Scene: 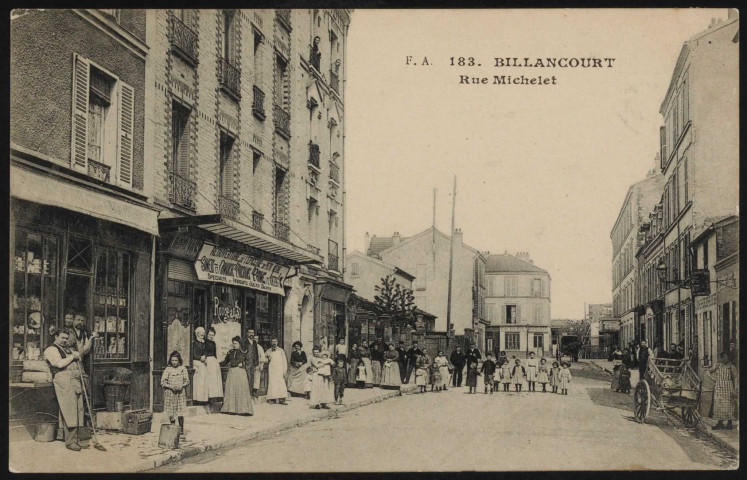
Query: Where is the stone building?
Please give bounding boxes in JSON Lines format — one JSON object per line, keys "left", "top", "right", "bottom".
{"left": 611, "top": 170, "right": 663, "bottom": 347}
{"left": 145, "top": 8, "right": 352, "bottom": 408}
{"left": 484, "top": 252, "right": 552, "bottom": 358}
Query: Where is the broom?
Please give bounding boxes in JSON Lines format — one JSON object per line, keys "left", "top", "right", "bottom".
{"left": 77, "top": 359, "right": 107, "bottom": 451}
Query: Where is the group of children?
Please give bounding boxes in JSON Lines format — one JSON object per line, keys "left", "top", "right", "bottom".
{"left": 465, "top": 352, "right": 573, "bottom": 395}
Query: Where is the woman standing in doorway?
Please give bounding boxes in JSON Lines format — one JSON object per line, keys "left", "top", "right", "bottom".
{"left": 708, "top": 352, "right": 738, "bottom": 430}
{"left": 192, "top": 327, "right": 211, "bottom": 411}
{"left": 346, "top": 342, "right": 361, "bottom": 387}
{"left": 286, "top": 341, "right": 308, "bottom": 398}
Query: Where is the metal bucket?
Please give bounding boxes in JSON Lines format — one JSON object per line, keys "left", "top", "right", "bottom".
{"left": 34, "top": 423, "right": 57, "bottom": 442}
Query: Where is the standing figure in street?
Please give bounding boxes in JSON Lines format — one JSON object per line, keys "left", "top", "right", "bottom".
{"left": 466, "top": 343, "right": 482, "bottom": 371}
{"left": 191, "top": 327, "right": 212, "bottom": 411}
{"left": 637, "top": 341, "right": 653, "bottom": 380}
{"left": 332, "top": 358, "right": 347, "bottom": 405}
{"left": 406, "top": 342, "right": 424, "bottom": 384}
{"left": 415, "top": 364, "right": 428, "bottom": 393}
{"left": 550, "top": 361, "right": 560, "bottom": 393}
{"left": 466, "top": 362, "right": 479, "bottom": 394}
{"left": 359, "top": 344, "right": 374, "bottom": 388}
{"left": 205, "top": 328, "right": 224, "bottom": 406}
{"left": 498, "top": 350, "right": 508, "bottom": 367}
{"left": 370, "top": 344, "right": 384, "bottom": 387}
{"left": 434, "top": 350, "right": 450, "bottom": 391}
{"left": 500, "top": 357, "right": 513, "bottom": 391}
{"left": 396, "top": 341, "right": 408, "bottom": 383}
{"left": 708, "top": 352, "right": 737, "bottom": 430}
{"left": 355, "top": 359, "right": 367, "bottom": 389}
{"left": 309, "top": 347, "right": 335, "bottom": 409}
{"left": 512, "top": 358, "right": 526, "bottom": 392}
{"left": 558, "top": 362, "right": 572, "bottom": 395}
{"left": 430, "top": 361, "right": 443, "bottom": 392}
{"left": 525, "top": 352, "right": 539, "bottom": 392}
{"left": 220, "top": 337, "right": 253, "bottom": 415}
{"left": 287, "top": 341, "right": 308, "bottom": 398}
{"left": 381, "top": 344, "right": 402, "bottom": 389}
{"left": 536, "top": 358, "right": 550, "bottom": 392}
{"left": 689, "top": 336, "right": 699, "bottom": 372}
{"left": 161, "top": 351, "right": 189, "bottom": 438}
{"left": 616, "top": 363, "right": 632, "bottom": 394}
{"left": 346, "top": 343, "right": 361, "bottom": 387}
{"left": 304, "top": 366, "right": 314, "bottom": 398}
{"left": 265, "top": 338, "right": 289, "bottom": 405}
{"left": 450, "top": 346, "right": 466, "bottom": 387}
{"left": 44, "top": 328, "right": 90, "bottom": 451}
{"left": 334, "top": 338, "right": 348, "bottom": 364}
{"left": 242, "top": 329, "right": 265, "bottom": 400}
{"left": 480, "top": 353, "right": 497, "bottom": 394}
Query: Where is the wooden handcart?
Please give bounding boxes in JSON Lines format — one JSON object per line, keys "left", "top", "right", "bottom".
{"left": 633, "top": 357, "right": 702, "bottom": 428}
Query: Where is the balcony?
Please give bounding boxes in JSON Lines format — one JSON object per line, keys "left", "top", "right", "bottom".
{"left": 307, "top": 244, "right": 320, "bottom": 256}
{"left": 252, "top": 85, "right": 266, "bottom": 120}
{"left": 218, "top": 194, "right": 239, "bottom": 221}
{"left": 273, "top": 104, "right": 291, "bottom": 139}
{"left": 308, "top": 142, "right": 320, "bottom": 169}
{"left": 329, "top": 162, "right": 340, "bottom": 184}
{"left": 251, "top": 211, "right": 264, "bottom": 231}
{"left": 276, "top": 9, "right": 291, "bottom": 31}
{"left": 218, "top": 57, "right": 241, "bottom": 100}
{"left": 309, "top": 48, "right": 321, "bottom": 72}
{"left": 88, "top": 159, "right": 111, "bottom": 183}
{"left": 172, "top": 16, "right": 198, "bottom": 65}
{"left": 168, "top": 170, "right": 196, "bottom": 211}
{"left": 328, "top": 239, "right": 339, "bottom": 271}
{"left": 329, "top": 70, "right": 339, "bottom": 94}
{"left": 275, "top": 221, "right": 290, "bottom": 242}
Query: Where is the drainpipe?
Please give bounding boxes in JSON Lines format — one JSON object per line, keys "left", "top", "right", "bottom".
{"left": 149, "top": 235, "right": 156, "bottom": 411}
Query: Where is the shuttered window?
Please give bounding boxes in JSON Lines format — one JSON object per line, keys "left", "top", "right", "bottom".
{"left": 70, "top": 53, "right": 134, "bottom": 187}
{"left": 220, "top": 130, "right": 235, "bottom": 198}
{"left": 171, "top": 101, "right": 191, "bottom": 178}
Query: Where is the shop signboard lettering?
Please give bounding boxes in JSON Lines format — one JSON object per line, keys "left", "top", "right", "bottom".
{"left": 195, "top": 243, "right": 290, "bottom": 296}
{"left": 168, "top": 233, "right": 202, "bottom": 258}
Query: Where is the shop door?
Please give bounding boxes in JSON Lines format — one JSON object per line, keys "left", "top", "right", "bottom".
{"left": 194, "top": 287, "right": 208, "bottom": 330}
{"left": 721, "top": 302, "right": 731, "bottom": 355}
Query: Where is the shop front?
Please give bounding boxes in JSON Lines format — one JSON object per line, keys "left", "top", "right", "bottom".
{"left": 314, "top": 278, "right": 353, "bottom": 353}
{"left": 10, "top": 192, "right": 158, "bottom": 440}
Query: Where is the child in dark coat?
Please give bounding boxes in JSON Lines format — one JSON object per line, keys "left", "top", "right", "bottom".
{"left": 332, "top": 359, "right": 347, "bottom": 405}
{"left": 617, "top": 363, "right": 632, "bottom": 394}
{"left": 466, "top": 362, "right": 479, "bottom": 394}
{"left": 480, "top": 353, "right": 497, "bottom": 394}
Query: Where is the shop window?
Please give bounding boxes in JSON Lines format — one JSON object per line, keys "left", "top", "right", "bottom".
{"left": 92, "top": 248, "right": 132, "bottom": 361}
{"left": 505, "top": 333, "right": 520, "bottom": 350}
{"left": 12, "top": 230, "right": 59, "bottom": 363}
{"left": 533, "top": 334, "right": 544, "bottom": 349}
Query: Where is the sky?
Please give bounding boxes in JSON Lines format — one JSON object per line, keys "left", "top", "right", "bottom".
{"left": 343, "top": 9, "right": 729, "bottom": 319}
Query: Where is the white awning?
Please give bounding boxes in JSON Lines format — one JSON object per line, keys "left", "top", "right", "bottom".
{"left": 11, "top": 164, "right": 160, "bottom": 236}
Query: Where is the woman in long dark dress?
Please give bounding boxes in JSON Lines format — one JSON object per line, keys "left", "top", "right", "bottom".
{"left": 192, "top": 327, "right": 210, "bottom": 407}
{"left": 370, "top": 344, "right": 384, "bottom": 386}
{"left": 359, "top": 345, "right": 374, "bottom": 388}
{"left": 346, "top": 343, "right": 361, "bottom": 387}
{"left": 286, "top": 341, "right": 308, "bottom": 397}
{"left": 205, "top": 328, "right": 224, "bottom": 402}
{"left": 220, "top": 336, "right": 253, "bottom": 415}
{"left": 380, "top": 344, "right": 401, "bottom": 389}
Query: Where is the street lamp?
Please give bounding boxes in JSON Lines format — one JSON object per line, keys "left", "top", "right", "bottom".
{"left": 656, "top": 260, "right": 691, "bottom": 289}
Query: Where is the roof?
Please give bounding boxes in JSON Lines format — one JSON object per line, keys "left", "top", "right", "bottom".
{"left": 414, "top": 307, "right": 437, "bottom": 320}
{"left": 347, "top": 250, "right": 416, "bottom": 280}
{"left": 367, "top": 235, "right": 407, "bottom": 257}
{"left": 485, "top": 253, "right": 548, "bottom": 274}
{"left": 370, "top": 226, "right": 485, "bottom": 259}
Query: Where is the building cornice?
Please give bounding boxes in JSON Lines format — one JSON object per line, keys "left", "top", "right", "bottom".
{"left": 73, "top": 9, "right": 149, "bottom": 60}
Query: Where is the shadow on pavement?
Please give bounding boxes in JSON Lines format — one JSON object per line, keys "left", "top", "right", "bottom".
{"left": 586, "top": 387, "right": 633, "bottom": 412}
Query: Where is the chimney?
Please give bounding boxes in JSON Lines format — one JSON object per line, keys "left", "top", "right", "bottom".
{"left": 516, "top": 251, "right": 531, "bottom": 263}
{"left": 392, "top": 232, "right": 401, "bottom": 245}
{"left": 453, "top": 228, "right": 463, "bottom": 246}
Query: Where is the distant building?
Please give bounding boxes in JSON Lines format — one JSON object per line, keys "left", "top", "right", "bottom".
{"left": 345, "top": 250, "right": 415, "bottom": 301}
{"left": 484, "top": 252, "right": 552, "bottom": 358}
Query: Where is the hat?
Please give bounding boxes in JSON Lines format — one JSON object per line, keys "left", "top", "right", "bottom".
{"left": 194, "top": 326, "right": 205, "bottom": 336}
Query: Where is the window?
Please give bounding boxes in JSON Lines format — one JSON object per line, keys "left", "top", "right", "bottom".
{"left": 487, "top": 304, "right": 497, "bottom": 323}
{"left": 274, "top": 168, "right": 289, "bottom": 241}
{"left": 172, "top": 101, "right": 191, "bottom": 177}
{"left": 505, "top": 333, "right": 520, "bottom": 350}
{"left": 221, "top": 10, "right": 236, "bottom": 64}
{"left": 328, "top": 239, "right": 339, "bottom": 271}
{"left": 682, "top": 74, "right": 689, "bottom": 127}
{"left": 703, "top": 311, "right": 712, "bottom": 366}
{"left": 71, "top": 55, "right": 134, "bottom": 187}
{"left": 532, "top": 304, "right": 542, "bottom": 323}
{"left": 92, "top": 249, "right": 132, "bottom": 360}
{"left": 504, "top": 304, "right": 517, "bottom": 324}
{"left": 274, "top": 55, "right": 290, "bottom": 110}
{"left": 683, "top": 157, "right": 689, "bottom": 204}
{"left": 504, "top": 277, "right": 518, "bottom": 297}
{"left": 532, "top": 278, "right": 542, "bottom": 297}
{"left": 350, "top": 262, "right": 359, "bottom": 277}
{"left": 415, "top": 264, "right": 426, "bottom": 291}
{"left": 219, "top": 130, "right": 235, "bottom": 198}
{"left": 533, "top": 334, "right": 544, "bottom": 349}
{"left": 703, "top": 240, "right": 709, "bottom": 269}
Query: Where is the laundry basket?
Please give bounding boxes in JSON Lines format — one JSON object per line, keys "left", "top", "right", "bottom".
{"left": 103, "top": 368, "right": 133, "bottom": 412}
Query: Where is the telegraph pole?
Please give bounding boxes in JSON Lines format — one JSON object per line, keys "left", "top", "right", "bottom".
{"left": 446, "top": 176, "right": 456, "bottom": 341}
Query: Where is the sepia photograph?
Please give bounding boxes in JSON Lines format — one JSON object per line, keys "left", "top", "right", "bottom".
{"left": 8, "top": 7, "right": 740, "bottom": 472}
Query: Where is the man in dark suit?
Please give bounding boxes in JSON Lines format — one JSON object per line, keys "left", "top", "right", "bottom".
{"left": 466, "top": 342, "right": 482, "bottom": 368}
{"left": 449, "top": 346, "right": 466, "bottom": 387}
{"left": 405, "top": 341, "right": 423, "bottom": 384}
{"left": 395, "top": 341, "right": 408, "bottom": 383}
{"left": 242, "top": 329, "right": 264, "bottom": 399}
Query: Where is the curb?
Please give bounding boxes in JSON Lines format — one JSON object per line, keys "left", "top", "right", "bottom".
{"left": 136, "top": 385, "right": 417, "bottom": 472}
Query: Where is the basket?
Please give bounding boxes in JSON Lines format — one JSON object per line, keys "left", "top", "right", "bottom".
{"left": 103, "top": 382, "right": 129, "bottom": 412}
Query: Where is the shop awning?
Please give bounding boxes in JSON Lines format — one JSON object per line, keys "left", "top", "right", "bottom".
{"left": 160, "top": 214, "right": 324, "bottom": 265}
{"left": 11, "top": 163, "right": 160, "bottom": 236}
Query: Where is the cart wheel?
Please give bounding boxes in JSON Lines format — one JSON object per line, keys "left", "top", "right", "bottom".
{"left": 634, "top": 380, "right": 651, "bottom": 424}
{"left": 682, "top": 407, "right": 700, "bottom": 428}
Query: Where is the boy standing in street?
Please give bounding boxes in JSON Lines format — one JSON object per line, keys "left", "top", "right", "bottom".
{"left": 332, "top": 358, "right": 347, "bottom": 405}
{"left": 480, "top": 353, "right": 497, "bottom": 394}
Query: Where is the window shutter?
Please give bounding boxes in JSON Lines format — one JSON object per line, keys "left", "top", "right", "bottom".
{"left": 501, "top": 305, "right": 506, "bottom": 323}
{"left": 516, "top": 304, "right": 521, "bottom": 323}
{"left": 222, "top": 146, "right": 234, "bottom": 197}
{"left": 118, "top": 81, "right": 135, "bottom": 187}
{"left": 71, "top": 54, "right": 90, "bottom": 171}
{"left": 177, "top": 111, "right": 191, "bottom": 178}
{"left": 659, "top": 126, "right": 666, "bottom": 166}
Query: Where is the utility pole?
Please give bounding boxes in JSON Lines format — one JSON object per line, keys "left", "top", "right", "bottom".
{"left": 446, "top": 176, "right": 456, "bottom": 341}
{"left": 432, "top": 188, "right": 437, "bottom": 267}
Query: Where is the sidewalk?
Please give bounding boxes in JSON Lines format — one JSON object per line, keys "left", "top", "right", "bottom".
{"left": 9, "top": 384, "right": 417, "bottom": 473}
{"left": 583, "top": 358, "right": 739, "bottom": 455}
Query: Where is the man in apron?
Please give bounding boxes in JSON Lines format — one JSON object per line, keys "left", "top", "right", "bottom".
{"left": 44, "top": 328, "right": 89, "bottom": 451}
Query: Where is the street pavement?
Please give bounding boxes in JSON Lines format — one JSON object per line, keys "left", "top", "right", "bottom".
{"left": 153, "top": 362, "right": 738, "bottom": 472}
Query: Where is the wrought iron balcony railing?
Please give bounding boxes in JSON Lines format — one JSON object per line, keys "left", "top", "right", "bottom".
{"left": 329, "top": 162, "right": 340, "bottom": 184}
{"left": 307, "top": 244, "right": 320, "bottom": 256}
{"left": 328, "top": 239, "right": 339, "bottom": 271}
{"left": 252, "top": 85, "right": 266, "bottom": 120}
{"left": 276, "top": 9, "right": 291, "bottom": 31}
{"left": 218, "top": 57, "right": 241, "bottom": 99}
{"left": 218, "top": 194, "right": 239, "bottom": 221}
{"left": 275, "top": 221, "right": 290, "bottom": 242}
{"left": 172, "top": 16, "right": 198, "bottom": 64}
{"left": 309, "top": 49, "right": 321, "bottom": 71}
{"left": 274, "top": 104, "right": 291, "bottom": 139}
{"left": 308, "top": 142, "right": 320, "bottom": 169}
{"left": 168, "top": 170, "right": 197, "bottom": 211}
{"left": 251, "top": 211, "right": 264, "bottom": 231}
{"left": 329, "top": 70, "right": 339, "bottom": 94}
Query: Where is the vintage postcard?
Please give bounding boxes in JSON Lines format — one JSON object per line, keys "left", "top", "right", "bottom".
{"left": 8, "top": 8, "right": 739, "bottom": 472}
